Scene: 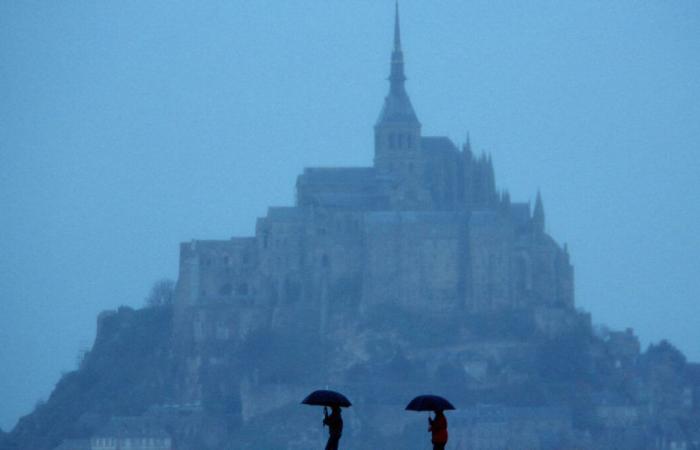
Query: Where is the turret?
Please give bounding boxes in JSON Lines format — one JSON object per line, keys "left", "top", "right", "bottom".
{"left": 462, "top": 133, "right": 473, "bottom": 157}
{"left": 485, "top": 154, "right": 496, "bottom": 202}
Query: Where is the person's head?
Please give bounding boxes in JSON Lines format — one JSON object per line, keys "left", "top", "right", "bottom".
{"left": 332, "top": 406, "right": 341, "bottom": 414}
{"left": 435, "top": 409, "right": 444, "bottom": 417}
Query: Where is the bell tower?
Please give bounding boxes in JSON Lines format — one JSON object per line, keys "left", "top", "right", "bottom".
{"left": 374, "top": 2, "right": 425, "bottom": 208}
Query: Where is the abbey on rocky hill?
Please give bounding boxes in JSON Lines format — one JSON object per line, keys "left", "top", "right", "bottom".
{"left": 7, "top": 6, "right": 698, "bottom": 450}
{"left": 173, "top": 4, "right": 576, "bottom": 350}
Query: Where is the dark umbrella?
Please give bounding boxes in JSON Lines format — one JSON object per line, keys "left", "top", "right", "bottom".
{"left": 302, "top": 390, "right": 352, "bottom": 408}
{"left": 405, "top": 395, "right": 455, "bottom": 412}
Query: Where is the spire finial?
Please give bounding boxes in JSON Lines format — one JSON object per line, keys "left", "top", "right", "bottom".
{"left": 463, "top": 132, "right": 472, "bottom": 154}
{"left": 375, "top": 2, "right": 419, "bottom": 128}
{"left": 394, "top": 1, "right": 402, "bottom": 51}
{"left": 387, "top": 1, "right": 406, "bottom": 94}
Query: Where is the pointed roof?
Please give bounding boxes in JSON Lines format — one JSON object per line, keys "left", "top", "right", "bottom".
{"left": 376, "top": 2, "right": 420, "bottom": 127}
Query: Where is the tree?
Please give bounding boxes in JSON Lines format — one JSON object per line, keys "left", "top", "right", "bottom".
{"left": 144, "top": 279, "right": 175, "bottom": 308}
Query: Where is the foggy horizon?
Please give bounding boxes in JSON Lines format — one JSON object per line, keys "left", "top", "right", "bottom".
{"left": 2, "top": 0, "right": 699, "bottom": 433}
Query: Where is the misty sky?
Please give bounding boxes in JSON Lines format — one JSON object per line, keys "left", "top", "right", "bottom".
{"left": 1, "top": 0, "right": 699, "bottom": 431}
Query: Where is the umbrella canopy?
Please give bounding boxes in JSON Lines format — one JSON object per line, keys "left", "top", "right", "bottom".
{"left": 405, "top": 395, "right": 455, "bottom": 412}
{"left": 301, "top": 390, "right": 352, "bottom": 408}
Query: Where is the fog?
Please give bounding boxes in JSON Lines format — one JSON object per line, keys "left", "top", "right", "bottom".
{"left": 1, "top": 0, "right": 699, "bottom": 431}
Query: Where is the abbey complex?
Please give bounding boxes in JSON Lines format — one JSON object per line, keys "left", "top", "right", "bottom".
{"left": 3, "top": 6, "right": 699, "bottom": 450}
{"left": 174, "top": 5, "right": 575, "bottom": 368}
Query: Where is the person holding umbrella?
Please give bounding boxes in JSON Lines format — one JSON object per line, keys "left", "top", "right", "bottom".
{"left": 405, "top": 394, "right": 455, "bottom": 450}
{"left": 428, "top": 409, "right": 448, "bottom": 450}
{"left": 301, "top": 389, "right": 351, "bottom": 450}
{"left": 322, "top": 405, "right": 343, "bottom": 450}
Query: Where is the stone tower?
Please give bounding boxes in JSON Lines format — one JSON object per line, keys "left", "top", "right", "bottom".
{"left": 373, "top": 3, "right": 428, "bottom": 209}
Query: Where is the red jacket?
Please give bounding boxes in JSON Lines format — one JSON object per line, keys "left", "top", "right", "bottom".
{"left": 429, "top": 413, "right": 448, "bottom": 444}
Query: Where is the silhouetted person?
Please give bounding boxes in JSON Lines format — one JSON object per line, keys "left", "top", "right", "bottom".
{"left": 323, "top": 405, "right": 343, "bottom": 450}
{"left": 428, "top": 410, "right": 448, "bottom": 450}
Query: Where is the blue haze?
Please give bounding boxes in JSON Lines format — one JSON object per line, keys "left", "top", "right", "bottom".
{"left": 1, "top": 0, "right": 699, "bottom": 431}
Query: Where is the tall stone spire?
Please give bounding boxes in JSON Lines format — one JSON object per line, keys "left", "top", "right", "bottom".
{"left": 375, "top": 1, "right": 419, "bottom": 127}
{"left": 373, "top": 2, "right": 425, "bottom": 208}
{"left": 389, "top": 1, "right": 406, "bottom": 94}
